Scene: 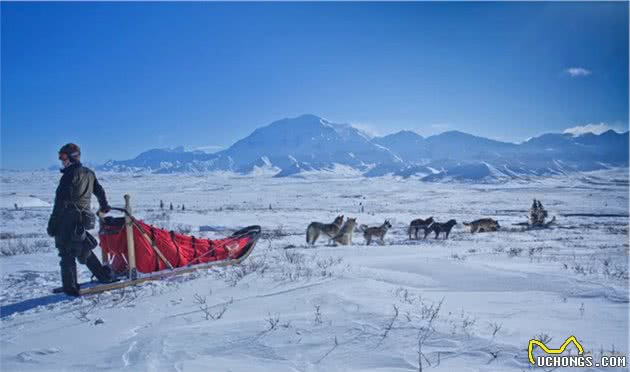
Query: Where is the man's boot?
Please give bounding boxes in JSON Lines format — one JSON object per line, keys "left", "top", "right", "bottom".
{"left": 85, "top": 252, "right": 116, "bottom": 283}
{"left": 60, "top": 255, "right": 80, "bottom": 297}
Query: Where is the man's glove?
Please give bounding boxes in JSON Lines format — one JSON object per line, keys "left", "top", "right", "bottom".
{"left": 99, "top": 205, "right": 111, "bottom": 214}
{"left": 47, "top": 219, "right": 56, "bottom": 237}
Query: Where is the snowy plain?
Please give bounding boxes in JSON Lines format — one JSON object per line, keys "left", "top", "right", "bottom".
{"left": 0, "top": 168, "right": 628, "bottom": 372}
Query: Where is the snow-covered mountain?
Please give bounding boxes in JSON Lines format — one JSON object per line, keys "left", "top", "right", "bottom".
{"left": 101, "top": 115, "right": 403, "bottom": 176}
{"left": 99, "top": 114, "right": 629, "bottom": 181}
{"left": 206, "top": 114, "right": 403, "bottom": 176}
{"left": 100, "top": 146, "right": 217, "bottom": 173}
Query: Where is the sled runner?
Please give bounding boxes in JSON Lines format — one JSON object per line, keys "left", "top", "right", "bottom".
{"left": 512, "top": 215, "right": 556, "bottom": 229}
{"left": 52, "top": 195, "right": 261, "bottom": 295}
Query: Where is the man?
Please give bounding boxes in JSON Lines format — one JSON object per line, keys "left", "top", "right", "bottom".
{"left": 47, "top": 143, "right": 115, "bottom": 296}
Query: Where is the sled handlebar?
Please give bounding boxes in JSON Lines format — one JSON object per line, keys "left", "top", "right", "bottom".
{"left": 110, "top": 207, "right": 130, "bottom": 214}
{"left": 97, "top": 207, "right": 131, "bottom": 219}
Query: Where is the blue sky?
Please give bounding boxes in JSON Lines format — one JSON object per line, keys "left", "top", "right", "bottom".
{"left": 1, "top": 2, "right": 628, "bottom": 169}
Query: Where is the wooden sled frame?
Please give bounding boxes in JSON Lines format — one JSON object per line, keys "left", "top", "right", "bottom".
{"left": 53, "top": 194, "right": 261, "bottom": 296}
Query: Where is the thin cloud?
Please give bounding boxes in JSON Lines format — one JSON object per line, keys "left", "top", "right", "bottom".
{"left": 563, "top": 122, "right": 619, "bottom": 136}
{"left": 350, "top": 122, "right": 381, "bottom": 138}
{"left": 564, "top": 67, "right": 591, "bottom": 78}
{"left": 193, "top": 145, "right": 224, "bottom": 153}
{"left": 430, "top": 123, "right": 450, "bottom": 130}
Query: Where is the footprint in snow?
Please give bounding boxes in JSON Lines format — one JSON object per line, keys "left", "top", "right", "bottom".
{"left": 16, "top": 348, "right": 60, "bottom": 363}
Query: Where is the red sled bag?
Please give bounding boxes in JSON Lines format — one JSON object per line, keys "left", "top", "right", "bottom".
{"left": 98, "top": 216, "right": 259, "bottom": 274}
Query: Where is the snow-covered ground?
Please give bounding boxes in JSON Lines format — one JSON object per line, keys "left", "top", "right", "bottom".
{"left": 1, "top": 169, "right": 628, "bottom": 371}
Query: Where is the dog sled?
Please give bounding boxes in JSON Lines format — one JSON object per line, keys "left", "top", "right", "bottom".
{"left": 52, "top": 195, "right": 261, "bottom": 296}
{"left": 511, "top": 199, "right": 557, "bottom": 230}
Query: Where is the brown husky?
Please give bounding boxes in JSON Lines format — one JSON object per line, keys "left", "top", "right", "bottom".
{"left": 332, "top": 217, "right": 357, "bottom": 246}
{"left": 306, "top": 215, "right": 344, "bottom": 245}
{"left": 360, "top": 220, "right": 392, "bottom": 245}
{"left": 463, "top": 218, "right": 500, "bottom": 233}
{"left": 408, "top": 217, "right": 434, "bottom": 240}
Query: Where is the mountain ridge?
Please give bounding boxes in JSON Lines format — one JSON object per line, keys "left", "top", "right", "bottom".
{"left": 99, "top": 114, "right": 629, "bottom": 182}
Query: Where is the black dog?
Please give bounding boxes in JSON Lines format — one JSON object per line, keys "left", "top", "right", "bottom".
{"left": 424, "top": 219, "right": 457, "bottom": 239}
{"left": 408, "top": 217, "right": 434, "bottom": 240}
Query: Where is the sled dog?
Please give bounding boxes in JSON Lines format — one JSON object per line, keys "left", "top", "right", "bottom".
{"left": 463, "top": 218, "right": 500, "bottom": 233}
{"left": 332, "top": 218, "right": 357, "bottom": 246}
{"left": 306, "top": 215, "right": 344, "bottom": 245}
{"left": 360, "top": 220, "right": 392, "bottom": 245}
{"left": 424, "top": 219, "right": 457, "bottom": 239}
{"left": 408, "top": 217, "right": 434, "bottom": 240}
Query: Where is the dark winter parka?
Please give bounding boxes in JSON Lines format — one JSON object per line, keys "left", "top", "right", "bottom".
{"left": 47, "top": 163, "right": 109, "bottom": 247}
